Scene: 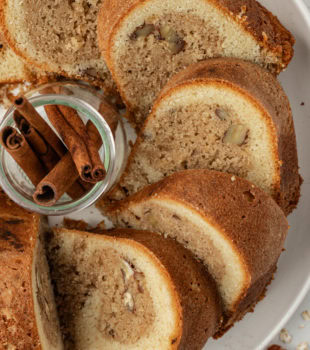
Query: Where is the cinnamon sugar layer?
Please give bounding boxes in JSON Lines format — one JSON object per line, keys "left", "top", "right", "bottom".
{"left": 47, "top": 232, "right": 155, "bottom": 349}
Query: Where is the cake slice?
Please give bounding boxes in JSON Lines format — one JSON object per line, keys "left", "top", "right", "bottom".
{"left": 0, "top": 0, "right": 114, "bottom": 90}
{"left": 103, "top": 58, "right": 300, "bottom": 215}
{"left": 46, "top": 227, "right": 223, "bottom": 349}
{"left": 0, "top": 32, "right": 35, "bottom": 83}
{"left": 0, "top": 33, "right": 53, "bottom": 85}
{"left": 0, "top": 190, "right": 63, "bottom": 349}
{"left": 107, "top": 169, "right": 288, "bottom": 327}
{"left": 98, "top": 0, "right": 295, "bottom": 126}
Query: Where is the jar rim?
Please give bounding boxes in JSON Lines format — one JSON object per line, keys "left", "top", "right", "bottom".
{"left": 0, "top": 91, "right": 116, "bottom": 215}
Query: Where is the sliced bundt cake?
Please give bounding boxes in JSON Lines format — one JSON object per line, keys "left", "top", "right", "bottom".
{"left": 103, "top": 58, "right": 300, "bottom": 215}
{"left": 107, "top": 170, "right": 288, "bottom": 327}
{"left": 98, "top": 0, "right": 295, "bottom": 126}
{"left": 46, "top": 227, "right": 222, "bottom": 349}
{"left": 0, "top": 190, "right": 63, "bottom": 349}
{"left": 0, "top": 0, "right": 114, "bottom": 90}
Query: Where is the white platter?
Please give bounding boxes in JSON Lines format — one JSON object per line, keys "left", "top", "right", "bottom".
{"left": 0, "top": 0, "right": 308, "bottom": 349}
{"left": 208, "top": 1, "right": 310, "bottom": 348}
{"left": 49, "top": 1, "right": 310, "bottom": 349}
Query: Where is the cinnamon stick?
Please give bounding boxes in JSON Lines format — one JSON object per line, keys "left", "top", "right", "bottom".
{"left": 78, "top": 121, "right": 104, "bottom": 191}
{"left": 33, "top": 152, "right": 85, "bottom": 206}
{"left": 83, "top": 121, "right": 104, "bottom": 191}
{"left": 98, "top": 99, "right": 120, "bottom": 136}
{"left": 14, "top": 111, "right": 59, "bottom": 171}
{"left": 14, "top": 96, "right": 66, "bottom": 158}
{"left": 33, "top": 121, "right": 103, "bottom": 206}
{"left": 86, "top": 121, "right": 102, "bottom": 149}
{"left": 45, "top": 105, "right": 93, "bottom": 182}
{"left": 0, "top": 126, "right": 45, "bottom": 186}
{"left": 58, "top": 105, "right": 106, "bottom": 181}
{"left": 13, "top": 111, "right": 86, "bottom": 200}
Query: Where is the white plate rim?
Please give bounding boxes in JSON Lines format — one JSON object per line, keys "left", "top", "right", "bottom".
{"left": 257, "top": 1, "right": 310, "bottom": 347}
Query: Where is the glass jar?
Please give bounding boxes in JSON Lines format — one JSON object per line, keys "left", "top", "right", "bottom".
{"left": 0, "top": 81, "right": 128, "bottom": 215}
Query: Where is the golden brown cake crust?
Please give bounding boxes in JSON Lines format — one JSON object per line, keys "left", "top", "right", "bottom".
{"left": 0, "top": 0, "right": 116, "bottom": 91}
{"left": 98, "top": 0, "right": 295, "bottom": 115}
{"left": 108, "top": 169, "right": 288, "bottom": 321}
{"left": 0, "top": 32, "right": 38, "bottom": 84}
{"left": 110, "top": 58, "right": 301, "bottom": 216}
{"left": 214, "top": 0, "right": 294, "bottom": 69}
{"left": 106, "top": 228, "right": 223, "bottom": 349}
{"left": 155, "top": 58, "right": 301, "bottom": 215}
{"left": 98, "top": 0, "right": 294, "bottom": 72}
{"left": 51, "top": 227, "right": 183, "bottom": 349}
{"left": 50, "top": 227, "right": 222, "bottom": 349}
{"left": 110, "top": 170, "right": 288, "bottom": 287}
{"left": 0, "top": 190, "right": 42, "bottom": 349}
{"left": 215, "top": 263, "right": 276, "bottom": 336}
{"left": 0, "top": 0, "right": 48, "bottom": 72}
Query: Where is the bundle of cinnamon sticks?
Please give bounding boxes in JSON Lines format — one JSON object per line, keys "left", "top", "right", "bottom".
{"left": 0, "top": 96, "right": 119, "bottom": 207}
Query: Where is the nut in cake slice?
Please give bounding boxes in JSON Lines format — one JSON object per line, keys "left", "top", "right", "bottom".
{"left": 98, "top": 0, "right": 295, "bottom": 126}
{"left": 103, "top": 58, "right": 301, "bottom": 215}
{"left": 107, "top": 169, "right": 288, "bottom": 328}
{"left": 46, "top": 227, "right": 223, "bottom": 349}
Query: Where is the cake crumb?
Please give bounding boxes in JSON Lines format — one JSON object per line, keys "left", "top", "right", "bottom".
{"left": 262, "top": 31, "right": 268, "bottom": 42}
{"left": 279, "top": 328, "right": 292, "bottom": 344}
{"left": 299, "top": 324, "right": 305, "bottom": 329}
{"left": 267, "top": 345, "right": 285, "bottom": 350}
{"left": 296, "top": 342, "right": 309, "bottom": 350}
{"left": 63, "top": 218, "right": 89, "bottom": 231}
{"left": 301, "top": 310, "right": 310, "bottom": 321}
{"left": 301, "top": 102, "right": 305, "bottom": 106}
{"left": 90, "top": 221, "right": 106, "bottom": 233}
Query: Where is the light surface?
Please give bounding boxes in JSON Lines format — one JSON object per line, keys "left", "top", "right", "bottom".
{"left": 268, "top": 2, "right": 310, "bottom": 349}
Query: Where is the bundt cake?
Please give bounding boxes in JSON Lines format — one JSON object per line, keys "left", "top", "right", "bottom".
{"left": 98, "top": 0, "right": 295, "bottom": 126}
{"left": 46, "top": 227, "right": 223, "bottom": 349}
{"left": 106, "top": 169, "right": 288, "bottom": 327}
{"left": 0, "top": 0, "right": 114, "bottom": 90}
{"left": 102, "top": 58, "right": 300, "bottom": 215}
{"left": 0, "top": 190, "right": 63, "bottom": 349}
